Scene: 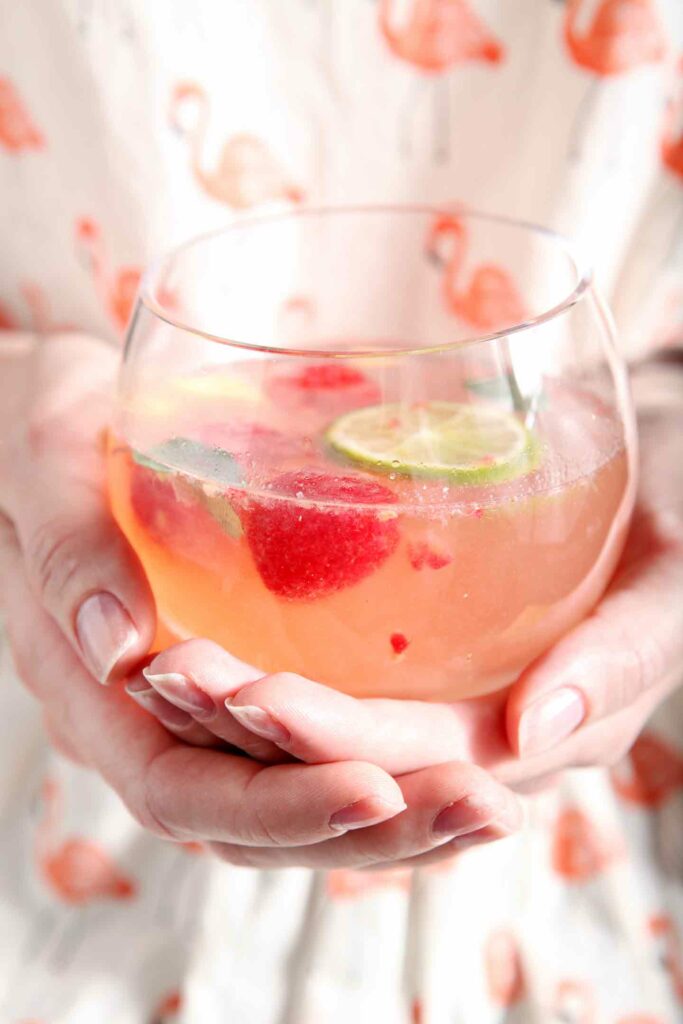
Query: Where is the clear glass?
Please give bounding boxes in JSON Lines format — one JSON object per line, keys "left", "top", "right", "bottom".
{"left": 109, "top": 206, "right": 637, "bottom": 701}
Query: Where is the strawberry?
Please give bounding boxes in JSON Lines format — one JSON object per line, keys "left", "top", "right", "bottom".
{"left": 240, "top": 470, "right": 399, "bottom": 599}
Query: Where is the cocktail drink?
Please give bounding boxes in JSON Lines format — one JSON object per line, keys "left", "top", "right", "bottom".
{"left": 109, "top": 208, "right": 636, "bottom": 700}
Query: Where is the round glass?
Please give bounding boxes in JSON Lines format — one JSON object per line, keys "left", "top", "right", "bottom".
{"left": 109, "top": 206, "right": 637, "bottom": 701}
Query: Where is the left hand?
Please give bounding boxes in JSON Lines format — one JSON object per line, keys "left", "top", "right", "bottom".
{"left": 142, "top": 360, "right": 683, "bottom": 792}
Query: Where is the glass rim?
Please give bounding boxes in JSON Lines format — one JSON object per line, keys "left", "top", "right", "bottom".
{"left": 138, "top": 203, "right": 594, "bottom": 358}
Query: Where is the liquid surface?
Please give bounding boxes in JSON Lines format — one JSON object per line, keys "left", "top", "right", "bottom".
{"left": 109, "top": 359, "right": 630, "bottom": 700}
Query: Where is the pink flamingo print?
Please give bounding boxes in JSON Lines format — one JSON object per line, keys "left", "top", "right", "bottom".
{"left": 378, "top": 0, "right": 503, "bottom": 160}
{"left": 0, "top": 300, "right": 18, "bottom": 330}
{"left": 611, "top": 732, "right": 683, "bottom": 808}
{"left": 0, "top": 285, "right": 74, "bottom": 334}
{"left": 484, "top": 929, "right": 526, "bottom": 1006}
{"left": 0, "top": 78, "right": 44, "bottom": 152}
{"left": 36, "top": 779, "right": 136, "bottom": 905}
{"left": 550, "top": 806, "right": 619, "bottom": 882}
{"left": 425, "top": 213, "right": 527, "bottom": 331}
{"left": 563, "top": 0, "right": 667, "bottom": 161}
{"left": 75, "top": 218, "right": 142, "bottom": 334}
{"left": 169, "top": 82, "right": 304, "bottom": 209}
{"left": 554, "top": 980, "right": 597, "bottom": 1024}
{"left": 327, "top": 867, "right": 412, "bottom": 899}
{"left": 151, "top": 989, "right": 183, "bottom": 1023}
{"left": 649, "top": 915, "right": 683, "bottom": 1004}
{"left": 661, "top": 57, "right": 683, "bottom": 180}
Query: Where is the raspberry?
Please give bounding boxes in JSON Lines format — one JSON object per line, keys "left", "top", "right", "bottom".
{"left": 390, "top": 632, "right": 409, "bottom": 654}
{"left": 267, "top": 363, "right": 380, "bottom": 412}
{"left": 291, "top": 364, "right": 368, "bottom": 390}
{"left": 240, "top": 470, "right": 399, "bottom": 599}
{"left": 130, "top": 462, "right": 236, "bottom": 570}
{"left": 198, "top": 420, "right": 293, "bottom": 459}
{"left": 408, "top": 542, "right": 453, "bottom": 571}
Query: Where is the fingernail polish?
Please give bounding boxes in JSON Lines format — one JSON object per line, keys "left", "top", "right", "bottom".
{"left": 224, "top": 704, "right": 290, "bottom": 744}
{"left": 432, "top": 796, "right": 520, "bottom": 838}
{"left": 143, "top": 669, "right": 215, "bottom": 718}
{"left": 433, "top": 797, "right": 494, "bottom": 838}
{"left": 76, "top": 592, "right": 139, "bottom": 685}
{"left": 125, "top": 680, "right": 192, "bottom": 730}
{"left": 329, "top": 797, "right": 407, "bottom": 832}
{"left": 517, "top": 687, "right": 585, "bottom": 758}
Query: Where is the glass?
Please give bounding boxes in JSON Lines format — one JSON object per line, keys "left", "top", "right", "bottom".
{"left": 108, "top": 206, "right": 637, "bottom": 701}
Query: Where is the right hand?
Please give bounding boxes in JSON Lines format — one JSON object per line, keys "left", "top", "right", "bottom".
{"left": 0, "top": 332, "right": 522, "bottom": 868}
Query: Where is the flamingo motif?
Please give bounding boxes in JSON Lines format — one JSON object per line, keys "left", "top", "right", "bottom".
{"left": 327, "top": 867, "right": 413, "bottom": 899}
{"left": 484, "top": 929, "right": 526, "bottom": 1006}
{"left": 0, "top": 77, "right": 44, "bottom": 152}
{"left": 611, "top": 732, "right": 683, "bottom": 808}
{"left": 563, "top": 0, "right": 667, "bottom": 160}
{"left": 0, "top": 300, "right": 18, "bottom": 330}
{"left": 649, "top": 915, "right": 683, "bottom": 1004}
{"left": 378, "top": 0, "right": 503, "bottom": 160}
{"left": 169, "top": 82, "right": 303, "bottom": 209}
{"left": 661, "top": 58, "right": 683, "bottom": 180}
{"left": 551, "top": 806, "right": 619, "bottom": 882}
{"left": 36, "top": 779, "right": 136, "bottom": 905}
{"left": 151, "top": 989, "right": 183, "bottom": 1023}
{"left": 0, "top": 285, "right": 74, "bottom": 334}
{"left": 75, "top": 217, "right": 142, "bottom": 334}
{"left": 426, "top": 213, "right": 527, "bottom": 331}
{"left": 554, "top": 979, "right": 597, "bottom": 1024}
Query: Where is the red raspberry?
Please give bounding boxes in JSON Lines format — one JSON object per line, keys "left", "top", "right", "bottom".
{"left": 408, "top": 542, "right": 453, "bottom": 571}
{"left": 390, "top": 632, "right": 410, "bottom": 654}
{"left": 240, "top": 470, "right": 399, "bottom": 599}
{"left": 130, "top": 463, "right": 236, "bottom": 570}
{"left": 291, "top": 364, "right": 368, "bottom": 390}
{"left": 266, "top": 363, "right": 380, "bottom": 412}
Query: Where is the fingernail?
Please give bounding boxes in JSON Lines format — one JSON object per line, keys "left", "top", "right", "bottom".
{"left": 143, "top": 669, "right": 216, "bottom": 719}
{"left": 76, "top": 592, "right": 139, "bottom": 685}
{"left": 224, "top": 704, "right": 290, "bottom": 745}
{"left": 432, "top": 795, "right": 520, "bottom": 838}
{"left": 329, "top": 797, "right": 407, "bottom": 833}
{"left": 517, "top": 686, "right": 586, "bottom": 758}
{"left": 125, "top": 679, "right": 192, "bottom": 730}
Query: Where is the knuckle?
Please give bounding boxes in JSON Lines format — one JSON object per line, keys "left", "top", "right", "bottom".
{"left": 25, "top": 515, "right": 89, "bottom": 605}
{"left": 127, "top": 748, "right": 185, "bottom": 841}
{"left": 236, "top": 775, "right": 283, "bottom": 846}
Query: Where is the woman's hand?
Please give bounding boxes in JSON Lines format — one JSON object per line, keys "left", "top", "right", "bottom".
{"left": 144, "top": 359, "right": 683, "bottom": 792}
{"left": 0, "top": 332, "right": 522, "bottom": 868}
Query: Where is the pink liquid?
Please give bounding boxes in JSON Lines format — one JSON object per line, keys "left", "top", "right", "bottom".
{"left": 109, "top": 360, "right": 630, "bottom": 700}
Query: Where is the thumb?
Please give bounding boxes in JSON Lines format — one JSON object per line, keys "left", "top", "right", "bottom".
{"left": 3, "top": 334, "right": 156, "bottom": 684}
{"left": 507, "top": 526, "right": 683, "bottom": 758}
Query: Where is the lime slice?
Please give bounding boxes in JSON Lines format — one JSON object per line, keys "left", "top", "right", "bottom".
{"left": 326, "top": 401, "right": 538, "bottom": 484}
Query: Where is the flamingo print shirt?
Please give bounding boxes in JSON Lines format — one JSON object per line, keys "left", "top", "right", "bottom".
{"left": 1, "top": 2, "right": 683, "bottom": 1023}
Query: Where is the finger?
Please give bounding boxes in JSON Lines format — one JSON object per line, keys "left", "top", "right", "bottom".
{"left": 125, "top": 677, "right": 224, "bottom": 748}
{"left": 1, "top": 528, "right": 407, "bottom": 846}
{"left": 507, "top": 530, "right": 683, "bottom": 759}
{"left": 141, "top": 641, "right": 286, "bottom": 761}
{"left": 2, "top": 334, "right": 156, "bottom": 684}
{"left": 220, "top": 671, "right": 507, "bottom": 775}
{"left": 208, "top": 761, "right": 522, "bottom": 870}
